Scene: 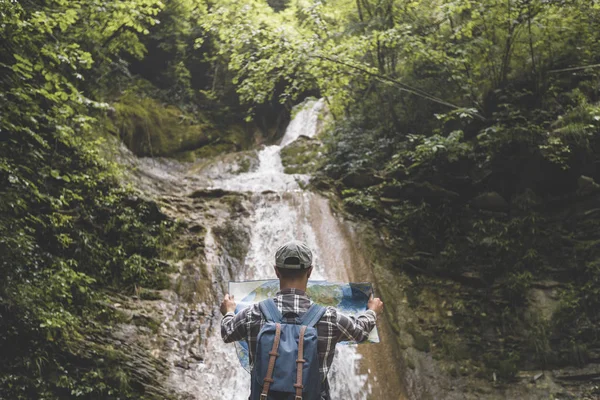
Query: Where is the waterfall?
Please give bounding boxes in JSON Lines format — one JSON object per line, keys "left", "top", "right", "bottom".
{"left": 188, "top": 97, "right": 369, "bottom": 399}
{"left": 120, "top": 98, "right": 404, "bottom": 399}
{"left": 209, "top": 99, "right": 324, "bottom": 193}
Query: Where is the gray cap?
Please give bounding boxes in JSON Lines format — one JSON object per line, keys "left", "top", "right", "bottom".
{"left": 275, "top": 240, "right": 313, "bottom": 269}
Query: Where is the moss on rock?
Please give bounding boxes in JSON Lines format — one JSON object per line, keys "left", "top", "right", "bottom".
{"left": 110, "top": 93, "right": 216, "bottom": 157}
{"left": 280, "top": 136, "right": 323, "bottom": 174}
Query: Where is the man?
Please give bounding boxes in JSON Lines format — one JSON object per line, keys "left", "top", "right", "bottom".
{"left": 220, "top": 240, "right": 384, "bottom": 399}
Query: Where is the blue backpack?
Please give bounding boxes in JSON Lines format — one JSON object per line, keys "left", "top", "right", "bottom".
{"left": 250, "top": 299, "right": 326, "bottom": 400}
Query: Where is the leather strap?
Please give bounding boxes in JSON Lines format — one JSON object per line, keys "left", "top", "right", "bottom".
{"left": 261, "top": 323, "right": 281, "bottom": 399}
{"left": 294, "top": 325, "right": 307, "bottom": 400}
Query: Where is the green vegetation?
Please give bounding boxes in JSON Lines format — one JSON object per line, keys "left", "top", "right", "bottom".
{"left": 280, "top": 137, "right": 323, "bottom": 174}
{"left": 0, "top": 0, "right": 178, "bottom": 397}
{"left": 110, "top": 91, "right": 213, "bottom": 157}
{"left": 4, "top": 0, "right": 600, "bottom": 395}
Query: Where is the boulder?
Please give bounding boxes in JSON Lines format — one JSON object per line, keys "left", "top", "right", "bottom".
{"left": 472, "top": 192, "right": 509, "bottom": 212}
{"left": 341, "top": 170, "right": 385, "bottom": 189}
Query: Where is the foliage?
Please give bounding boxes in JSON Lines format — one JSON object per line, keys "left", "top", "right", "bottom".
{"left": 111, "top": 91, "right": 214, "bottom": 156}
{"left": 0, "top": 0, "right": 176, "bottom": 398}
{"left": 4, "top": 0, "right": 600, "bottom": 391}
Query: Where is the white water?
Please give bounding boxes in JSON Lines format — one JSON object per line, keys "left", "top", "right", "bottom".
{"left": 165, "top": 97, "right": 371, "bottom": 399}
{"left": 210, "top": 99, "right": 324, "bottom": 193}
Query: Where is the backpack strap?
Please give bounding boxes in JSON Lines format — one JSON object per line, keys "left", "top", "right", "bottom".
{"left": 261, "top": 322, "right": 282, "bottom": 400}
{"left": 259, "top": 299, "right": 283, "bottom": 323}
{"left": 299, "top": 303, "right": 326, "bottom": 328}
{"left": 294, "top": 325, "right": 308, "bottom": 400}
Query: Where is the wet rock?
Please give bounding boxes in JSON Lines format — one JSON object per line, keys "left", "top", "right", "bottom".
{"left": 175, "top": 360, "right": 190, "bottom": 370}
{"left": 189, "top": 224, "right": 206, "bottom": 234}
{"left": 189, "top": 188, "right": 233, "bottom": 198}
{"left": 341, "top": 170, "right": 385, "bottom": 188}
{"left": 472, "top": 192, "right": 509, "bottom": 212}
{"left": 189, "top": 348, "right": 204, "bottom": 361}
{"left": 280, "top": 135, "right": 322, "bottom": 174}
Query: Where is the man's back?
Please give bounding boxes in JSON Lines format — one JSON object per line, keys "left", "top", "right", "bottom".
{"left": 220, "top": 240, "right": 383, "bottom": 400}
{"left": 221, "top": 288, "right": 377, "bottom": 387}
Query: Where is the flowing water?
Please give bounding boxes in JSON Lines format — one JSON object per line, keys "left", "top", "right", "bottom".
{"left": 119, "top": 98, "right": 406, "bottom": 399}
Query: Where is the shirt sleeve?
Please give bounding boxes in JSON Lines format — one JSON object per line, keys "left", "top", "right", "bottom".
{"left": 221, "top": 307, "right": 249, "bottom": 343}
{"left": 335, "top": 309, "right": 377, "bottom": 343}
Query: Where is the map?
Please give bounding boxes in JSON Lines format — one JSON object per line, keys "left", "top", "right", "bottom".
{"left": 228, "top": 279, "right": 380, "bottom": 371}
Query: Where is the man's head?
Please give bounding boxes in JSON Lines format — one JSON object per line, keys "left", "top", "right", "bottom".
{"left": 274, "top": 240, "right": 313, "bottom": 283}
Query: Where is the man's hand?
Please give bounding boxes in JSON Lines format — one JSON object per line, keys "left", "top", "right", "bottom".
{"left": 368, "top": 296, "right": 384, "bottom": 315}
{"left": 220, "top": 294, "right": 236, "bottom": 316}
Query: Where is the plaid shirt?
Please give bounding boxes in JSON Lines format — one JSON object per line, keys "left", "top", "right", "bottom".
{"left": 221, "top": 288, "right": 377, "bottom": 383}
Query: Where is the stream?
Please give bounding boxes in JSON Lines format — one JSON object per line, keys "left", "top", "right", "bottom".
{"left": 117, "top": 99, "right": 406, "bottom": 399}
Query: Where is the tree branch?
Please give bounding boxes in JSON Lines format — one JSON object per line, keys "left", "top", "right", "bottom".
{"left": 548, "top": 64, "right": 600, "bottom": 73}
{"left": 312, "top": 54, "right": 486, "bottom": 120}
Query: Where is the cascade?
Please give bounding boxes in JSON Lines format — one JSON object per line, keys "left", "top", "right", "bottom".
{"left": 123, "top": 98, "right": 404, "bottom": 399}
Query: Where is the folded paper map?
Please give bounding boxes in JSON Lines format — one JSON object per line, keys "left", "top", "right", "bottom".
{"left": 228, "top": 279, "right": 380, "bottom": 371}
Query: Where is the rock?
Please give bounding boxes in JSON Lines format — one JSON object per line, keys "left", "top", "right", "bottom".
{"left": 175, "top": 360, "right": 190, "bottom": 370}
{"left": 189, "top": 224, "right": 205, "bottom": 233}
{"left": 341, "top": 170, "right": 385, "bottom": 189}
{"left": 472, "top": 192, "right": 509, "bottom": 212}
{"left": 577, "top": 175, "right": 600, "bottom": 196}
{"left": 189, "top": 348, "right": 204, "bottom": 361}
{"left": 189, "top": 189, "right": 233, "bottom": 198}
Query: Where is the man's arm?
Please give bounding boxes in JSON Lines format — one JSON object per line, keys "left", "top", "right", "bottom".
{"left": 220, "top": 294, "right": 247, "bottom": 343}
{"left": 336, "top": 296, "right": 384, "bottom": 343}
